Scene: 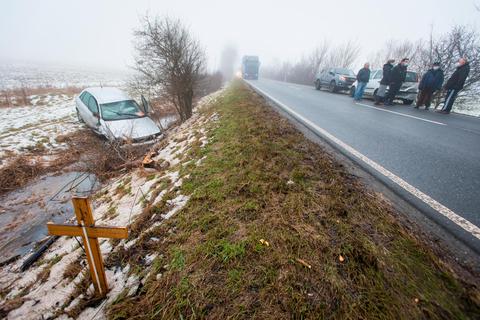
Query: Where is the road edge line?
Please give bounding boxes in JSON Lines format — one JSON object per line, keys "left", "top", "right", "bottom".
{"left": 245, "top": 80, "right": 480, "bottom": 242}
{"left": 355, "top": 102, "right": 446, "bottom": 125}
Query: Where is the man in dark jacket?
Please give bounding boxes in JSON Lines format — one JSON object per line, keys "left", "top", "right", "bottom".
{"left": 374, "top": 59, "right": 394, "bottom": 105}
{"left": 353, "top": 63, "right": 370, "bottom": 101}
{"left": 384, "top": 58, "right": 409, "bottom": 106}
{"left": 438, "top": 58, "right": 470, "bottom": 114}
{"left": 415, "top": 62, "right": 444, "bottom": 109}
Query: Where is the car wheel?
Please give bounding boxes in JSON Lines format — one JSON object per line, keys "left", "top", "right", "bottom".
{"left": 315, "top": 80, "right": 321, "bottom": 90}
{"left": 403, "top": 99, "right": 414, "bottom": 105}
{"left": 329, "top": 81, "right": 337, "bottom": 93}
{"left": 76, "top": 108, "right": 84, "bottom": 123}
{"left": 349, "top": 86, "right": 355, "bottom": 97}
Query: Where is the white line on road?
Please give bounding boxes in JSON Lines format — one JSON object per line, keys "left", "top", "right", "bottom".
{"left": 355, "top": 102, "right": 446, "bottom": 126}
{"left": 249, "top": 82, "right": 480, "bottom": 240}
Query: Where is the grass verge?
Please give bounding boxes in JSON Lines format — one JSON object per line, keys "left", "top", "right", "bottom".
{"left": 107, "top": 81, "right": 479, "bottom": 319}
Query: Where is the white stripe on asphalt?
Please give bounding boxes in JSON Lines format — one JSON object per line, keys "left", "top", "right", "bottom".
{"left": 355, "top": 103, "right": 446, "bottom": 126}
{"left": 249, "top": 82, "right": 480, "bottom": 240}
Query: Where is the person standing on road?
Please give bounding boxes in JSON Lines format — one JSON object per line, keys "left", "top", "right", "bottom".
{"left": 415, "top": 62, "right": 444, "bottom": 110}
{"left": 437, "top": 58, "right": 470, "bottom": 114}
{"left": 384, "top": 58, "right": 409, "bottom": 106}
{"left": 374, "top": 59, "right": 395, "bottom": 105}
{"left": 353, "top": 63, "right": 370, "bottom": 101}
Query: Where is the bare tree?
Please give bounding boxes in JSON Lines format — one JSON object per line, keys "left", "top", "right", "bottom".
{"left": 262, "top": 42, "right": 330, "bottom": 85}
{"left": 133, "top": 15, "right": 206, "bottom": 122}
{"left": 427, "top": 25, "right": 480, "bottom": 107}
{"left": 369, "top": 39, "right": 421, "bottom": 70}
{"left": 327, "top": 41, "right": 360, "bottom": 69}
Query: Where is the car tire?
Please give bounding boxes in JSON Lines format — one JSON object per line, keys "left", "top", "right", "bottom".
{"left": 403, "top": 99, "right": 414, "bottom": 105}
{"left": 76, "top": 108, "right": 84, "bottom": 123}
{"left": 349, "top": 86, "right": 355, "bottom": 97}
{"left": 329, "top": 81, "right": 337, "bottom": 93}
{"left": 315, "top": 80, "right": 321, "bottom": 90}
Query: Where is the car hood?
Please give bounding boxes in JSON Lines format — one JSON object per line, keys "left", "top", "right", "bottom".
{"left": 103, "top": 117, "right": 161, "bottom": 140}
{"left": 401, "top": 81, "right": 419, "bottom": 91}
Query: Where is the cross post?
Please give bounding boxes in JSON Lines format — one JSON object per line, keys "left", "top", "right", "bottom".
{"left": 47, "top": 197, "right": 128, "bottom": 297}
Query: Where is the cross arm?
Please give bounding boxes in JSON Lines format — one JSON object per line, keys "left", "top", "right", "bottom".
{"left": 47, "top": 223, "right": 128, "bottom": 239}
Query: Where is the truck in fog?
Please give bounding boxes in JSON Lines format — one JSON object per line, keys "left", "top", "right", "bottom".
{"left": 241, "top": 56, "right": 260, "bottom": 80}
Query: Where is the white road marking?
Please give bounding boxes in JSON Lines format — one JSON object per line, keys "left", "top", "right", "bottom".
{"left": 248, "top": 82, "right": 480, "bottom": 240}
{"left": 355, "top": 102, "right": 446, "bottom": 126}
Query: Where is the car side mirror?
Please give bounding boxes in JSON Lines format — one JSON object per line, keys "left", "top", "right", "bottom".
{"left": 141, "top": 95, "right": 150, "bottom": 114}
{"left": 329, "top": 71, "right": 335, "bottom": 76}
{"left": 93, "top": 112, "right": 99, "bottom": 118}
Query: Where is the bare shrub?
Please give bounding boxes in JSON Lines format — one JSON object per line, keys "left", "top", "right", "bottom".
{"left": 133, "top": 15, "right": 206, "bottom": 122}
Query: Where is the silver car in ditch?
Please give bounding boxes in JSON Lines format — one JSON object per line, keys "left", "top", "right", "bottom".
{"left": 75, "top": 87, "right": 161, "bottom": 143}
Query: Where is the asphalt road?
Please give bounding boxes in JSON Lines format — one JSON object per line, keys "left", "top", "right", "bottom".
{"left": 247, "top": 78, "right": 480, "bottom": 248}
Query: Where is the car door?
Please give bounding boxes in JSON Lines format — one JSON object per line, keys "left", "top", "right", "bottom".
{"left": 84, "top": 94, "right": 100, "bottom": 129}
{"left": 327, "top": 69, "right": 335, "bottom": 84}
{"left": 365, "top": 71, "right": 378, "bottom": 92}
{"left": 77, "top": 92, "right": 91, "bottom": 124}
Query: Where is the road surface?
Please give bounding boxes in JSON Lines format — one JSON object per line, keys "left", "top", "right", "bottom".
{"left": 247, "top": 78, "right": 480, "bottom": 249}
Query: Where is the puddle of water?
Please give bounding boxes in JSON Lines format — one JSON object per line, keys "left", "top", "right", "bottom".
{"left": 0, "top": 171, "right": 100, "bottom": 264}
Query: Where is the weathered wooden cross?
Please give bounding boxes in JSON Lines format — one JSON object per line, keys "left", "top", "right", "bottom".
{"left": 47, "top": 197, "right": 128, "bottom": 297}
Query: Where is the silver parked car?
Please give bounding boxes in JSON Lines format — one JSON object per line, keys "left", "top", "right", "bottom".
{"left": 75, "top": 87, "right": 161, "bottom": 143}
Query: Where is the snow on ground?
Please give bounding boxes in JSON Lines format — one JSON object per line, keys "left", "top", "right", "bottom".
{"left": 0, "top": 90, "right": 224, "bottom": 320}
{"left": 0, "top": 63, "right": 129, "bottom": 90}
{"left": 0, "top": 94, "right": 82, "bottom": 165}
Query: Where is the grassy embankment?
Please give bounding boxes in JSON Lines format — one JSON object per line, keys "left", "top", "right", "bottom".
{"left": 108, "top": 81, "right": 479, "bottom": 319}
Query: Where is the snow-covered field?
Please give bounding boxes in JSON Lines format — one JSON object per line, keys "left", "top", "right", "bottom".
{"left": 0, "top": 63, "right": 129, "bottom": 89}
{"left": 0, "top": 94, "right": 81, "bottom": 165}
{"left": 0, "top": 91, "right": 223, "bottom": 319}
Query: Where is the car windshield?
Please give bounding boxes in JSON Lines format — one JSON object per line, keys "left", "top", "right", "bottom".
{"left": 405, "top": 71, "right": 418, "bottom": 82}
{"left": 337, "top": 68, "right": 355, "bottom": 76}
{"left": 101, "top": 100, "right": 145, "bottom": 121}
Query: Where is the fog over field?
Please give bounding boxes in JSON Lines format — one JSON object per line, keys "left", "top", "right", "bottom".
{"left": 1, "top": 0, "right": 479, "bottom": 71}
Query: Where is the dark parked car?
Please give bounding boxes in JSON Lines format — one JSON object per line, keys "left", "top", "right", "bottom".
{"left": 315, "top": 67, "right": 356, "bottom": 92}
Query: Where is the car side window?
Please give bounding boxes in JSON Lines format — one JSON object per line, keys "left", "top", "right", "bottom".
{"left": 79, "top": 92, "right": 87, "bottom": 103}
{"left": 87, "top": 95, "right": 99, "bottom": 114}
{"left": 80, "top": 92, "right": 90, "bottom": 105}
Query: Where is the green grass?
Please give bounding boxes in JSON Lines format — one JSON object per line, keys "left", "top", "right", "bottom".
{"left": 107, "top": 81, "right": 480, "bottom": 319}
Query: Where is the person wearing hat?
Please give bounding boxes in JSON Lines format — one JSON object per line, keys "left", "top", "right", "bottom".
{"left": 415, "top": 62, "right": 444, "bottom": 109}
{"left": 374, "top": 59, "right": 395, "bottom": 105}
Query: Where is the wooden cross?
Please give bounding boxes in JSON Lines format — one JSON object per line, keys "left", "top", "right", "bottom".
{"left": 47, "top": 197, "right": 128, "bottom": 297}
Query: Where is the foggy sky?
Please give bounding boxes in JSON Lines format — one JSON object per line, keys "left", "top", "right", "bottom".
{"left": 1, "top": 0, "right": 479, "bottom": 72}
